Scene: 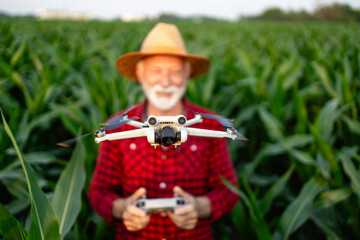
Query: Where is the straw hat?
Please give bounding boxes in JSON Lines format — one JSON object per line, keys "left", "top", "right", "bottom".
{"left": 116, "top": 23, "right": 210, "bottom": 81}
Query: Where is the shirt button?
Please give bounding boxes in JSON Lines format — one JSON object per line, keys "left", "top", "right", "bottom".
{"left": 161, "top": 212, "right": 167, "bottom": 217}
{"left": 161, "top": 155, "right": 167, "bottom": 160}
{"left": 190, "top": 144, "right": 197, "bottom": 152}
{"left": 129, "top": 143, "right": 137, "bottom": 150}
{"left": 159, "top": 182, "right": 166, "bottom": 189}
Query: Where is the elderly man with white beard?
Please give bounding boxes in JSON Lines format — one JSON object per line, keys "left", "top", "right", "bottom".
{"left": 88, "top": 23, "right": 239, "bottom": 240}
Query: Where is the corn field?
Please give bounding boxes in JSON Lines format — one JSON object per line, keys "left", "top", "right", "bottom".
{"left": 0, "top": 18, "right": 359, "bottom": 240}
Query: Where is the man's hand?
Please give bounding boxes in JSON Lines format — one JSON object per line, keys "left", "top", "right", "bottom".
{"left": 112, "top": 187, "right": 150, "bottom": 231}
{"left": 167, "top": 186, "right": 199, "bottom": 230}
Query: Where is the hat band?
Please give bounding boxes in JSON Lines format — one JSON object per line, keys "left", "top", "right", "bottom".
{"left": 141, "top": 46, "right": 187, "bottom": 55}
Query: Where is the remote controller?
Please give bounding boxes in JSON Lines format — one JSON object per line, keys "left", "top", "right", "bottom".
{"left": 134, "top": 195, "right": 187, "bottom": 214}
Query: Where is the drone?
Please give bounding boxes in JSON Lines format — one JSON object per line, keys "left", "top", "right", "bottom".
{"left": 57, "top": 107, "right": 248, "bottom": 148}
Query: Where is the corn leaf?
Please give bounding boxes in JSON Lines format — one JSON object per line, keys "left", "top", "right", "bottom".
{"left": 282, "top": 134, "right": 313, "bottom": 148}
{"left": 274, "top": 176, "right": 326, "bottom": 240}
{"left": 340, "top": 152, "right": 360, "bottom": 201}
{"left": 202, "top": 62, "right": 217, "bottom": 105}
{"left": 309, "top": 124, "right": 339, "bottom": 174}
{"left": 238, "top": 49, "right": 254, "bottom": 77}
{"left": 221, "top": 176, "right": 272, "bottom": 240}
{"left": 312, "top": 62, "right": 339, "bottom": 99}
{"left": 313, "top": 188, "right": 352, "bottom": 209}
{"left": 10, "top": 42, "right": 26, "bottom": 67}
{"left": 1, "top": 110, "right": 60, "bottom": 240}
{"left": 16, "top": 110, "right": 59, "bottom": 146}
{"left": 11, "top": 71, "right": 33, "bottom": 108}
{"left": 258, "top": 106, "right": 284, "bottom": 141}
{"left": 0, "top": 202, "right": 28, "bottom": 240}
{"left": 271, "top": 76, "right": 285, "bottom": 118}
{"left": 310, "top": 214, "right": 342, "bottom": 240}
{"left": 292, "top": 85, "right": 307, "bottom": 134}
{"left": 342, "top": 115, "right": 360, "bottom": 135}
{"left": 315, "top": 99, "right": 340, "bottom": 142}
{"left": 288, "top": 149, "right": 316, "bottom": 166}
{"left": 260, "top": 165, "right": 294, "bottom": 214}
{"left": 52, "top": 141, "right": 86, "bottom": 239}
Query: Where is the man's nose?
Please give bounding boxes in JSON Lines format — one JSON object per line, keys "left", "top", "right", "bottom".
{"left": 159, "top": 71, "right": 171, "bottom": 87}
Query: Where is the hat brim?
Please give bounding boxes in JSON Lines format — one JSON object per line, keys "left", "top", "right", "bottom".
{"left": 116, "top": 52, "right": 210, "bottom": 81}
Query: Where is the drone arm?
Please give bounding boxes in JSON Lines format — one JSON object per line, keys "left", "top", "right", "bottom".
{"left": 184, "top": 114, "right": 203, "bottom": 127}
{"left": 126, "top": 119, "right": 146, "bottom": 129}
{"left": 186, "top": 127, "right": 237, "bottom": 140}
{"left": 95, "top": 129, "right": 148, "bottom": 143}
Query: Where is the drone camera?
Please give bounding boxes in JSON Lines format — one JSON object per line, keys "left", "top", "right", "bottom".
{"left": 148, "top": 116, "right": 159, "bottom": 126}
{"left": 155, "top": 126, "right": 181, "bottom": 147}
{"left": 177, "top": 116, "right": 187, "bottom": 126}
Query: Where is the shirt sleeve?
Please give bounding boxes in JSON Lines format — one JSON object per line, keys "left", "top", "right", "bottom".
{"left": 204, "top": 137, "right": 240, "bottom": 222}
{"left": 88, "top": 139, "right": 123, "bottom": 225}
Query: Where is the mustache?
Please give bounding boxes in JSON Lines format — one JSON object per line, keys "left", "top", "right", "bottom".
{"left": 151, "top": 85, "right": 181, "bottom": 93}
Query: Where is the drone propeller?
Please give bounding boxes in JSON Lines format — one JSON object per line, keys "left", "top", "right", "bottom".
{"left": 101, "top": 118, "right": 135, "bottom": 130}
{"left": 200, "top": 113, "right": 234, "bottom": 128}
{"left": 57, "top": 131, "right": 96, "bottom": 148}
{"left": 101, "top": 116, "right": 140, "bottom": 127}
{"left": 186, "top": 109, "right": 248, "bottom": 141}
{"left": 186, "top": 109, "right": 233, "bottom": 128}
{"left": 104, "top": 105, "right": 137, "bottom": 125}
{"left": 57, "top": 118, "right": 133, "bottom": 147}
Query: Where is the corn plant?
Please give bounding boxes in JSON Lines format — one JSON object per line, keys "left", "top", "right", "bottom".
{"left": 1, "top": 110, "right": 86, "bottom": 239}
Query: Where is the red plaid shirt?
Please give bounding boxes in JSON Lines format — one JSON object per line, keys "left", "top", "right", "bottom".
{"left": 88, "top": 99, "right": 239, "bottom": 240}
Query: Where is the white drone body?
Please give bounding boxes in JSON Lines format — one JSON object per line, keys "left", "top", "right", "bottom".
{"left": 94, "top": 114, "right": 247, "bottom": 148}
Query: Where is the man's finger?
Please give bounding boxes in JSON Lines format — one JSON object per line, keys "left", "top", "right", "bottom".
{"left": 127, "top": 205, "right": 147, "bottom": 217}
{"left": 124, "top": 222, "right": 140, "bottom": 231}
{"left": 131, "top": 215, "right": 147, "bottom": 226}
{"left": 173, "top": 186, "right": 190, "bottom": 199}
{"left": 130, "top": 187, "right": 146, "bottom": 201}
{"left": 124, "top": 220, "right": 138, "bottom": 230}
{"left": 167, "top": 210, "right": 177, "bottom": 220}
{"left": 174, "top": 204, "right": 195, "bottom": 215}
{"left": 183, "top": 220, "right": 198, "bottom": 230}
{"left": 167, "top": 211, "right": 197, "bottom": 229}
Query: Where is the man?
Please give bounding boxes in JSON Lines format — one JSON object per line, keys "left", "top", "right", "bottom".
{"left": 89, "top": 23, "right": 239, "bottom": 240}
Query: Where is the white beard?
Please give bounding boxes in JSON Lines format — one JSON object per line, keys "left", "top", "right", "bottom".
{"left": 141, "top": 82, "right": 187, "bottom": 111}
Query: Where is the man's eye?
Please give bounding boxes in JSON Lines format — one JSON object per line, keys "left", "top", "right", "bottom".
{"left": 171, "top": 70, "right": 183, "bottom": 76}
{"left": 151, "top": 69, "right": 161, "bottom": 74}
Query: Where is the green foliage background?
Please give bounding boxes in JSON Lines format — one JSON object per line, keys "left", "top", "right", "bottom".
{"left": 0, "top": 18, "right": 359, "bottom": 239}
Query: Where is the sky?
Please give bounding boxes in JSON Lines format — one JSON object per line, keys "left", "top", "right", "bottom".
{"left": 1, "top": 0, "right": 359, "bottom": 20}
